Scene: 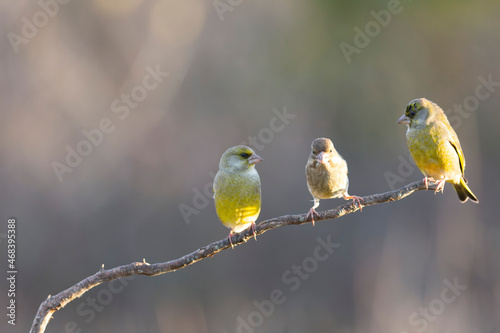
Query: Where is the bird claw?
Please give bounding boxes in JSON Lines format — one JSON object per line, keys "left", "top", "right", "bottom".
{"left": 228, "top": 222, "right": 257, "bottom": 249}
{"left": 423, "top": 177, "right": 435, "bottom": 190}
{"left": 423, "top": 177, "right": 445, "bottom": 194}
{"left": 434, "top": 179, "right": 446, "bottom": 194}
{"left": 344, "top": 194, "right": 364, "bottom": 212}
{"left": 249, "top": 222, "right": 257, "bottom": 241}
{"left": 227, "top": 232, "right": 235, "bottom": 249}
{"left": 306, "top": 208, "right": 320, "bottom": 226}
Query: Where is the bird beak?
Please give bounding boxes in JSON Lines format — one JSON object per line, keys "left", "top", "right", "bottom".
{"left": 248, "top": 153, "right": 263, "bottom": 165}
{"left": 315, "top": 151, "right": 326, "bottom": 164}
{"left": 396, "top": 114, "right": 411, "bottom": 125}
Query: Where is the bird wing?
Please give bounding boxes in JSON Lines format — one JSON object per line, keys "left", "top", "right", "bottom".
{"left": 434, "top": 114, "right": 466, "bottom": 177}
{"left": 448, "top": 138, "right": 465, "bottom": 178}
{"left": 442, "top": 120, "right": 466, "bottom": 177}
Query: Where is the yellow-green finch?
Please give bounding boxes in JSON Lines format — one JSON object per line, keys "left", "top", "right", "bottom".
{"left": 305, "top": 138, "right": 363, "bottom": 224}
{"left": 397, "top": 98, "right": 478, "bottom": 203}
{"left": 214, "top": 145, "right": 263, "bottom": 247}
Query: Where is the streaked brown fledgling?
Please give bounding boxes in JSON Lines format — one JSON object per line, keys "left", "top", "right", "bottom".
{"left": 305, "top": 138, "right": 363, "bottom": 225}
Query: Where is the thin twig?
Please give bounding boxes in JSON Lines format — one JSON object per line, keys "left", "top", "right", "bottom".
{"left": 30, "top": 180, "right": 434, "bottom": 333}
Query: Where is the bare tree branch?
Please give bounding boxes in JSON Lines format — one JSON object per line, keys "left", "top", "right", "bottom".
{"left": 30, "top": 180, "right": 435, "bottom": 333}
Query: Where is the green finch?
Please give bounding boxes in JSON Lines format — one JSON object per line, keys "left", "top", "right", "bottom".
{"left": 305, "top": 138, "right": 363, "bottom": 224}
{"left": 397, "top": 98, "right": 478, "bottom": 203}
{"left": 214, "top": 145, "right": 263, "bottom": 248}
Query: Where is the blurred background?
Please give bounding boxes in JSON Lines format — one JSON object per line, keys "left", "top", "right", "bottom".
{"left": 1, "top": 0, "right": 499, "bottom": 332}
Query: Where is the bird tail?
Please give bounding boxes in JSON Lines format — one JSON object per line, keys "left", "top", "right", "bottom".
{"left": 453, "top": 177, "right": 478, "bottom": 203}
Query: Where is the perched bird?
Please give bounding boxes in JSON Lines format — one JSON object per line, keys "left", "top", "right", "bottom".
{"left": 397, "top": 98, "right": 478, "bottom": 203}
{"left": 305, "top": 138, "right": 363, "bottom": 225}
{"left": 214, "top": 145, "right": 263, "bottom": 248}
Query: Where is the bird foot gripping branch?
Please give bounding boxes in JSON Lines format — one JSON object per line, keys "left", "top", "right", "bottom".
{"left": 423, "top": 177, "right": 446, "bottom": 194}
{"left": 227, "top": 222, "right": 257, "bottom": 249}
{"left": 306, "top": 207, "right": 320, "bottom": 226}
{"left": 343, "top": 194, "right": 364, "bottom": 212}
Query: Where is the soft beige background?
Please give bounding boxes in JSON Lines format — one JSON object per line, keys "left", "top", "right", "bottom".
{"left": 1, "top": 0, "right": 499, "bottom": 332}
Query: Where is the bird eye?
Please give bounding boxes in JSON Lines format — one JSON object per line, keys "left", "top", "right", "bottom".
{"left": 409, "top": 110, "right": 416, "bottom": 117}
{"left": 330, "top": 149, "right": 333, "bottom": 153}
{"left": 240, "top": 153, "right": 250, "bottom": 158}
{"left": 407, "top": 103, "right": 415, "bottom": 113}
